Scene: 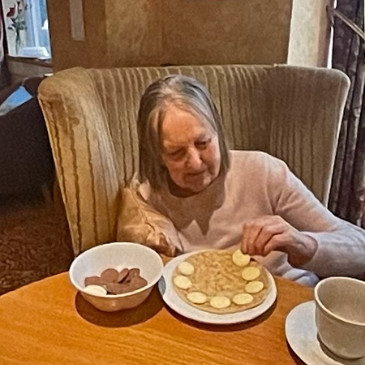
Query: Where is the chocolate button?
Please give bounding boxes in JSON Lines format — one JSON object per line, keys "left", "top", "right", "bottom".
{"left": 117, "top": 268, "right": 129, "bottom": 283}
{"left": 128, "top": 268, "right": 140, "bottom": 277}
{"left": 84, "top": 276, "right": 103, "bottom": 287}
{"left": 100, "top": 268, "right": 119, "bottom": 282}
{"left": 130, "top": 276, "right": 148, "bottom": 289}
{"left": 106, "top": 283, "right": 134, "bottom": 295}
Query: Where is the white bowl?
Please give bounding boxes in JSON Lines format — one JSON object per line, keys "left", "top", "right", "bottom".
{"left": 69, "top": 242, "right": 164, "bottom": 312}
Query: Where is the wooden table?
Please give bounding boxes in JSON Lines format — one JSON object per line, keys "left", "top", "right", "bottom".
{"left": 0, "top": 271, "right": 313, "bottom": 365}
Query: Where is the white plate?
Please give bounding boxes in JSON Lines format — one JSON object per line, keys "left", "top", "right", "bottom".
{"left": 285, "top": 301, "right": 365, "bottom": 365}
{"left": 158, "top": 251, "right": 277, "bottom": 325}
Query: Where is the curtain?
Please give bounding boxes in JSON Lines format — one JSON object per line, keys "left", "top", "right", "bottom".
{"left": 329, "top": 0, "right": 365, "bottom": 228}
{"left": 0, "top": 2, "right": 10, "bottom": 90}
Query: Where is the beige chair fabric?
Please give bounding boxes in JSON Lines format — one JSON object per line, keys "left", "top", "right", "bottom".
{"left": 38, "top": 65, "right": 350, "bottom": 255}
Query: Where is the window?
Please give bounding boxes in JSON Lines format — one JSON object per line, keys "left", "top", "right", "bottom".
{"left": 2, "top": 0, "right": 51, "bottom": 60}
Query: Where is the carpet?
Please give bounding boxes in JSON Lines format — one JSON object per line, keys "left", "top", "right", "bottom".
{"left": 0, "top": 192, "right": 74, "bottom": 295}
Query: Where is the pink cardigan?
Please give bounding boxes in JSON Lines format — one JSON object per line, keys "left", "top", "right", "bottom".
{"left": 139, "top": 150, "right": 365, "bottom": 286}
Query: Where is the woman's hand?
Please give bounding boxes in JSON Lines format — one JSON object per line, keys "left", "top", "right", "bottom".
{"left": 241, "top": 215, "right": 318, "bottom": 267}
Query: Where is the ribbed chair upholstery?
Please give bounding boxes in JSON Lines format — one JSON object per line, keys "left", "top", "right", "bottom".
{"left": 38, "top": 65, "right": 350, "bottom": 255}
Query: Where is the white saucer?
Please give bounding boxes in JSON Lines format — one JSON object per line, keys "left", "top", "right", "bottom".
{"left": 285, "top": 301, "right": 365, "bottom": 365}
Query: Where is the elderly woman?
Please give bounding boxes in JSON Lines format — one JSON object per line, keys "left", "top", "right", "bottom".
{"left": 122, "top": 74, "right": 365, "bottom": 287}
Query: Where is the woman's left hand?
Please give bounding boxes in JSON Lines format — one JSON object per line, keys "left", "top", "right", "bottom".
{"left": 241, "top": 215, "right": 318, "bottom": 267}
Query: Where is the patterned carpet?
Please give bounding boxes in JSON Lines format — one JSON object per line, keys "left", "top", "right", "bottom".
{"left": 0, "top": 191, "right": 74, "bottom": 295}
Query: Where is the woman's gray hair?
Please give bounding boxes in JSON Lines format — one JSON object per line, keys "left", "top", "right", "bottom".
{"left": 137, "top": 74, "right": 230, "bottom": 191}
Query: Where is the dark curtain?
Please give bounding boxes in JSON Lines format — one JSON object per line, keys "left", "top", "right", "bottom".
{"left": 0, "top": 1, "right": 10, "bottom": 90}
{"left": 329, "top": 0, "right": 365, "bottom": 228}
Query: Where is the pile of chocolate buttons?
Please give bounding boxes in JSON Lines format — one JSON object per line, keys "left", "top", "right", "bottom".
{"left": 84, "top": 267, "right": 147, "bottom": 295}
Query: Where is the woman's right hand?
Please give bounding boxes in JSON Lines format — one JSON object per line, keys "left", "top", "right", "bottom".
{"left": 241, "top": 215, "right": 318, "bottom": 267}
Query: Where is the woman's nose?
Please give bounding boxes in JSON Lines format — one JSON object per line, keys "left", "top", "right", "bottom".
{"left": 186, "top": 148, "right": 202, "bottom": 169}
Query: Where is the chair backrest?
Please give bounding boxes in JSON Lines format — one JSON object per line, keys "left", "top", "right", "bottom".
{"left": 38, "top": 64, "right": 350, "bottom": 255}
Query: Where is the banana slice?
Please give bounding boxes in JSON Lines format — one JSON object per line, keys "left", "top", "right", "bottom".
{"left": 84, "top": 285, "right": 107, "bottom": 296}
{"left": 187, "top": 291, "right": 208, "bottom": 304}
{"left": 241, "top": 267, "right": 261, "bottom": 281}
{"left": 173, "top": 275, "right": 192, "bottom": 290}
{"left": 232, "top": 293, "right": 254, "bottom": 305}
{"left": 232, "top": 250, "right": 251, "bottom": 267}
{"left": 245, "top": 280, "right": 264, "bottom": 294}
{"left": 178, "top": 261, "right": 195, "bottom": 276}
{"left": 210, "top": 296, "right": 231, "bottom": 309}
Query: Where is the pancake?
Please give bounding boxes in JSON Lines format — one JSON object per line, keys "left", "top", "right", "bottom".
{"left": 172, "top": 250, "right": 270, "bottom": 314}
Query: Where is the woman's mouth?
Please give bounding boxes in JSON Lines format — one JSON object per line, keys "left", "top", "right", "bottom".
{"left": 185, "top": 170, "right": 207, "bottom": 181}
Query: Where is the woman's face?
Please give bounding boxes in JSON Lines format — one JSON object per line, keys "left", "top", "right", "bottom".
{"left": 160, "top": 105, "right": 221, "bottom": 196}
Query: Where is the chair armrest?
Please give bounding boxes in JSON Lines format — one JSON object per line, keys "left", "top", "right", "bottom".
{"left": 38, "top": 68, "right": 120, "bottom": 255}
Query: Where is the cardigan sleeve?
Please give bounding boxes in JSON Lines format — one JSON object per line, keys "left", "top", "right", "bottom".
{"left": 267, "top": 156, "right": 365, "bottom": 279}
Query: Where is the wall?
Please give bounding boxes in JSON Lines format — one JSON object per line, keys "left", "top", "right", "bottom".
{"left": 47, "top": 0, "right": 108, "bottom": 70}
{"left": 163, "top": 0, "right": 292, "bottom": 66}
{"left": 105, "top": 0, "right": 162, "bottom": 67}
{"left": 47, "top": 0, "right": 331, "bottom": 72}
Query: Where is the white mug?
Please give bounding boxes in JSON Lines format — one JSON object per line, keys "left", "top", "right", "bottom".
{"left": 314, "top": 277, "right": 365, "bottom": 359}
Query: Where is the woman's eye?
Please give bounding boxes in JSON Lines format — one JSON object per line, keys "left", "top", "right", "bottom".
{"left": 196, "top": 139, "right": 210, "bottom": 150}
{"left": 166, "top": 150, "right": 184, "bottom": 159}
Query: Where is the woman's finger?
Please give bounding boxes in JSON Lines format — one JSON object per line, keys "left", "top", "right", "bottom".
{"left": 242, "top": 221, "right": 262, "bottom": 255}
{"left": 254, "top": 223, "right": 287, "bottom": 255}
{"left": 242, "top": 215, "right": 293, "bottom": 256}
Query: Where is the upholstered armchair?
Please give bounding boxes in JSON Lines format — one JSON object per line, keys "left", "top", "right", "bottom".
{"left": 38, "top": 65, "right": 349, "bottom": 256}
